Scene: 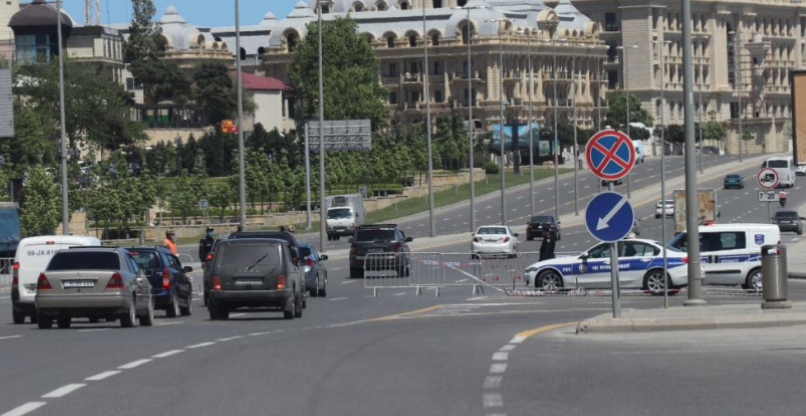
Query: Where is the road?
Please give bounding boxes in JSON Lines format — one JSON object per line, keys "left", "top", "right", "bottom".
{"left": 4, "top": 152, "right": 806, "bottom": 416}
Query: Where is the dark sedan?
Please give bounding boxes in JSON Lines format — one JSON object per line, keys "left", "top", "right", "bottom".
{"left": 772, "top": 211, "right": 804, "bottom": 235}
{"left": 299, "top": 243, "right": 328, "bottom": 297}
{"left": 526, "top": 215, "right": 561, "bottom": 241}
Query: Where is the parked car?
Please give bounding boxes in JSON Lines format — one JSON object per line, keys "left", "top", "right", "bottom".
{"left": 471, "top": 225, "right": 519, "bottom": 258}
{"left": 796, "top": 163, "right": 806, "bottom": 176}
{"left": 771, "top": 210, "right": 804, "bottom": 235}
{"left": 349, "top": 224, "right": 412, "bottom": 279}
{"left": 34, "top": 247, "right": 154, "bottom": 329}
{"left": 524, "top": 239, "right": 691, "bottom": 292}
{"left": 207, "top": 238, "right": 304, "bottom": 320}
{"left": 11, "top": 235, "right": 101, "bottom": 325}
{"left": 526, "top": 215, "right": 561, "bottom": 241}
{"left": 128, "top": 246, "right": 194, "bottom": 317}
{"left": 654, "top": 200, "right": 674, "bottom": 218}
{"left": 299, "top": 242, "right": 328, "bottom": 297}
{"left": 723, "top": 174, "right": 744, "bottom": 189}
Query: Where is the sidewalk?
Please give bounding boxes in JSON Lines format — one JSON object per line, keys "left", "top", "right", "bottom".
{"left": 576, "top": 302, "right": 806, "bottom": 334}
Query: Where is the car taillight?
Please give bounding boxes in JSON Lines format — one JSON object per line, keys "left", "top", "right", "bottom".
{"left": 682, "top": 256, "right": 688, "bottom": 264}
{"left": 277, "top": 275, "right": 287, "bottom": 290}
{"left": 13, "top": 261, "right": 19, "bottom": 270}
{"left": 212, "top": 276, "right": 221, "bottom": 290}
{"left": 13, "top": 261, "right": 19, "bottom": 280}
{"left": 306, "top": 258, "right": 314, "bottom": 267}
{"left": 205, "top": 253, "right": 214, "bottom": 261}
{"left": 162, "top": 268, "right": 171, "bottom": 288}
{"left": 503, "top": 237, "right": 510, "bottom": 243}
{"left": 106, "top": 272, "right": 124, "bottom": 289}
{"left": 473, "top": 237, "right": 481, "bottom": 242}
{"left": 37, "top": 273, "right": 52, "bottom": 290}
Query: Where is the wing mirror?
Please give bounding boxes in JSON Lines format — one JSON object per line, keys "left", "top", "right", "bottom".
{"left": 320, "top": 254, "right": 328, "bottom": 261}
{"left": 580, "top": 253, "right": 589, "bottom": 261}
{"left": 513, "top": 233, "right": 519, "bottom": 237}
{"left": 405, "top": 237, "right": 413, "bottom": 242}
{"left": 183, "top": 266, "right": 193, "bottom": 273}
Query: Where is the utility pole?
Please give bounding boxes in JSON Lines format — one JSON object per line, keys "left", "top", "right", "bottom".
{"left": 235, "top": 0, "right": 247, "bottom": 230}
{"left": 57, "top": 0, "right": 69, "bottom": 235}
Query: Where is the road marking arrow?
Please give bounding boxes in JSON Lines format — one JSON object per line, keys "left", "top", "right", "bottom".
{"left": 596, "top": 196, "right": 628, "bottom": 231}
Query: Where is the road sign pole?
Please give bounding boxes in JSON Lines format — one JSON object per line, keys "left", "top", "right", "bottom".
{"left": 608, "top": 182, "right": 621, "bottom": 318}
{"left": 305, "top": 125, "right": 312, "bottom": 230}
{"left": 768, "top": 202, "right": 772, "bottom": 224}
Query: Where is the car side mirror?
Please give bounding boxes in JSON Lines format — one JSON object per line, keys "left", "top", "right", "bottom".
{"left": 320, "top": 255, "right": 328, "bottom": 261}
{"left": 556, "top": 221, "right": 561, "bottom": 225}
{"left": 405, "top": 237, "right": 413, "bottom": 242}
{"left": 183, "top": 266, "right": 193, "bottom": 273}
{"left": 580, "top": 253, "right": 589, "bottom": 261}
{"left": 513, "top": 233, "right": 519, "bottom": 237}
{"left": 800, "top": 217, "right": 806, "bottom": 221}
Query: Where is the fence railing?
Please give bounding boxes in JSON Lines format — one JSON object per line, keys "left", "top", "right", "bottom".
{"left": 0, "top": 257, "right": 14, "bottom": 288}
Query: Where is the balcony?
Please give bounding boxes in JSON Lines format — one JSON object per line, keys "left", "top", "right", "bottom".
{"left": 450, "top": 71, "right": 486, "bottom": 83}
{"left": 402, "top": 72, "right": 423, "bottom": 84}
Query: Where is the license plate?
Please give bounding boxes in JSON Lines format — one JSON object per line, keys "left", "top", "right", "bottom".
{"left": 367, "top": 248, "right": 383, "bottom": 253}
{"left": 485, "top": 239, "right": 498, "bottom": 243}
{"left": 234, "top": 278, "right": 263, "bottom": 285}
{"left": 63, "top": 280, "right": 95, "bottom": 288}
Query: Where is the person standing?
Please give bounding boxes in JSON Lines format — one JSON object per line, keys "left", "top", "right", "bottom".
{"left": 163, "top": 230, "right": 178, "bottom": 255}
{"left": 199, "top": 227, "right": 215, "bottom": 264}
{"left": 539, "top": 229, "right": 556, "bottom": 261}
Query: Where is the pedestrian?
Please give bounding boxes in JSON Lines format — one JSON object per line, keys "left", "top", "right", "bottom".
{"left": 163, "top": 230, "right": 178, "bottom": 255}
{"left": 539, "top": 229, "right": 556, "bottom": 261}
{"left": 199, "top": 227, "right": 215, "bottom": 264}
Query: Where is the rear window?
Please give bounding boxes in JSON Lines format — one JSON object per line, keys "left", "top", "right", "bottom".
{"left": 530, "top": 216, "right": 552, "bottom": 223}
{"left": 766, "top": 160, "right": 789, "bottom": 168}
{"left": 774, "top": 212, "right": 798, "bottom": 218}
{"left": 478, "top": 227, "right": 507, "bottom": 235}
{"left": 130, "top": 251, "right": 161, "bottom": 270}
{"left": 47, "top": 252, "right": 120, "bottom": 271}
{"left": 356, "top": 229, "right": 396, "bottom": 242}
{"left": 218, "top": 244, "right": 281, "bottom": 267}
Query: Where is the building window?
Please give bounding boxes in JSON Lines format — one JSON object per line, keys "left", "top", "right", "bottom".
{"left": 390, "top": 92, "right": 398, "bottom": 104}
{"left": 409, "top": 35, "right": 417, "bottom": 47}
{"left": 458, "top": 0, "right": 467, "bottom": 6}
{"left": 15, "top": 34, "right": 52, "bottom": 65}
{"left": 434, "top": 90, "right": 443, "bottom": 103}
{"left": 376, "top": 1, "right": 387, "bottom": 11}
{"left": 400, "top": 1, "right": 409, "bottom": 10}
{"left": 726, "top": 25, "right": 735, "bottom": 88}
{"left": 607, "top": 70, "right": 618, "bottom": 89}
{"left": 389, "top": 63, "right": 397, "bottom": 77}
{"left": 433, "top": 0, "right": 442, "bottom": 7}
{"left": 462, "top": 23, "right": 472, "bottom": 45}
{"left": 353, "top": 2, "right": 364, "bottom": 12}
{"left": 606, "top": 42, "right": 617, "bottom": 62}
{"left": 411, "top": 91, "right": 419, "bottom": 103}
{"left": 410, "top": 62, "right": 418, "bottom": 74}
{"left": 431, "top": 33, "right": 440, "bottom": 46}
{"left": 387, "top": 36, "right": 395, "bottom": 48}
{"left": 433, "top": 61, "right": 441, "bottom": 75}
{"left": 605, "top": 13, "right": 619, "bottom": 32}
{"left": 287, "top": 32, "right": 299, "bottom": 51}
{"left": 240, "top": 47, "right": 246, "bottom": 60}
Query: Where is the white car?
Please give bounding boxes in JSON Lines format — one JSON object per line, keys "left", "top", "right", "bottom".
{"left": 524, "top": 239, "right": 690, "bottom": 291}
{"left": 796, "top": 163, "right": 806, "bottom": 176}
{"left": 654, "top": 200, "right": 674, "bottom": 218}
{"left": 471, "top": 225, "right": 519, "bottom": 258}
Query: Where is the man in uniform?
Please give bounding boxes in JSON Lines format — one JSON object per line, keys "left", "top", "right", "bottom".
{"left": 199, "top": 227, "right": 215, "bottom": 266}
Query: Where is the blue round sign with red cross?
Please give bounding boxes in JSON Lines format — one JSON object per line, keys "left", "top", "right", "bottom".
{"left": 585, "top": 130, "right": 636, "bottom": 181}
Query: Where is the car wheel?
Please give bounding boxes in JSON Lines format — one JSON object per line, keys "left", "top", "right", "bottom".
{"left": 180, "top": 293, "right": 193, "bottom": 316}
{"left": 30, "top": 313, "right": 38, "bottom": 324}
{"left": 743, "top": 269, "right": 762, "bottom": 292}
{"left": 166, "top": 291, "right": 180, "bottom": 318}
{"left": 318, "top": 286, "right": 327, "bottom": 297}
{"left": 536, "top": 270, "right": 563, "bottom": 291}
{"left": 284, "top": 297, "right": 295, "bottom": 320}
{"left": 349, "top": 267, "right": 364, "bottom": 279}
{"left": 556, "top": 232, "right": 561, "bottom": 241}
{"left": 655, "top": 214, "right": 660, "bottom": 219}
{"left": 643, "top": 269, "right": 668, "bottom": 292}
{"left": 37, "top": 312, "right": 53, "bottom": 329}
{"left": 139, "top": 298, "right": 154, "bottom": 326}
{"left": 208, "top": 299, "right": 221, "bottom": 320}
{"left": 120, "top": 298, "right": 136, "bottom": 328}
{"left": 527, "top": 234, "right": 534, "bottom": 241}
{"left": 57, "top": 317, "right": 71, "bottom": 329}
{"left": 294, "top": 292, "right": 303, "bottom": 318}
{"left": 798, "top": 227, "right": 803, "bottom": 236}
{"left": 203, "top": 291, "right": 209, "bottom": 307}
{"left": 12, "top": 308, "right": 24, "bottom": 325}
{"left": 309, "top": 288, "right": 318, "bottom": 297}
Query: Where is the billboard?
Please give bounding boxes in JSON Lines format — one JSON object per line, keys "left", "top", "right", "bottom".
{"left": 490, "top": 122, "right": 542, "bottom": 151}
{"left": 307, "top": 119, "right": 372, "bottom": 152}
{"left": 792, "top": 70, "right": 806, "bottom": 165}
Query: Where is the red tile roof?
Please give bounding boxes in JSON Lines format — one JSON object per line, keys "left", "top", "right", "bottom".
{"left": 230, "top": 71, "right": 292, "bottom": 91}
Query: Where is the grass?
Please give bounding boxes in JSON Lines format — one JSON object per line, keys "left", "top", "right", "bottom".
{"left": 364, "top": 167, "right": 571, "bottom": 224}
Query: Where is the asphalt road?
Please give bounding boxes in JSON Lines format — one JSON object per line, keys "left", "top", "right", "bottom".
{"left": 4, "top": 152, "right": 806, "bottom": 416}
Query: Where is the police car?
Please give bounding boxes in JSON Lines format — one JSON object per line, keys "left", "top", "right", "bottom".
{"left": 524, "top": 239, "right": 690, "bottom": 291}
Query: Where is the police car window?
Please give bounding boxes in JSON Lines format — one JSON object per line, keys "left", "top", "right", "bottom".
{"left": 718, "top": 232, "right": 745, "bottom": 250}
{"left": 587, "top": 244, "right": 610, "bottom": 258}
{"left": 629, "top": 242, "right": 659, "bottom": 257}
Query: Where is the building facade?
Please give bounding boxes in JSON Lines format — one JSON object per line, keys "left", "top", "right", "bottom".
{"left": 262, "top": 0, "right": 608, "bottom": 147}
{"left": 570, "top": 0, "right": 802, "bottom": 154}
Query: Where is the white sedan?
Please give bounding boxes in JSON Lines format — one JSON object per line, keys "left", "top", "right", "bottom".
{"left": 471, "top": 226, "right": 519, "bottom": 258}
{"left": 524, "top": 239, "right": 691, "bottom": 291}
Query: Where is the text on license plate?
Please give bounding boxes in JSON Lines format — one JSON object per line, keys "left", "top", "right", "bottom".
{"left": 235, "top": 279, "right": 263, "bottom": 285}
{"left": 63, "top": 280, "right": 95, "bottom": 288}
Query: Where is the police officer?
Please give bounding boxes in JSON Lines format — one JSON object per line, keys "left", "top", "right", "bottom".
{"left": 199, "top": 227, "right": 214, "bottom": 263}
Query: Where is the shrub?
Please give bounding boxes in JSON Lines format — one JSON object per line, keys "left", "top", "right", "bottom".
{"left": 482, "top": 162, "right": 500, "bottom": 174}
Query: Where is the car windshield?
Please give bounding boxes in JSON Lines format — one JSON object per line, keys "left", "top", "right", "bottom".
{"left": 667, "top": 233, "right": 687, "bottom": 251}
{"left": 129, "top": 251, "right": 160, "bottom": 270}
{"left": 356, "top": 229, "right": 396, "bottom": 242}
{"left": 767, "top": 160, "right": 789, "bottom": 168}
{"left": 218, "top": 244, "right": 280, "bottom": 267}
{"left": 327, "top": 208, "right": 353, "bottom": 220}
{"left": 47, "top": 252, "right": 120, "bottom": 271}
{"left": 478, "top": 227, "right": 507, "bottom": 235}
{"left": 727, "top": 175, "right": 740, "bottom": 179}
{"left": 530, "top": 216, "right": 552, "bottom": 223}
{"left": 774, "top": 211, "right": 798, "bottom": 218}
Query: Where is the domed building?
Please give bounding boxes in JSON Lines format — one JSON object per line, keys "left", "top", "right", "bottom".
{"left": 154, "top": 5, "right": 230, "bottom": 70}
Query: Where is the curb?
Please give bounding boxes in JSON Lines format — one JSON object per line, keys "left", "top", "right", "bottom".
{"left": 576, "top": 314, "right": 806, "bottom": 334}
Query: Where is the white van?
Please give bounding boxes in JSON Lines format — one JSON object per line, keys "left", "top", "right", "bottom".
{"left": 667, "top": 224, "right": 780, "bottom": 291}
{"left": 632, "top": 140, "right": 645, "bottom": 163}
{"left": 11, "top": 235, "right": 101, "bottom": 324}
{"left": 762, "top": 156, "right": 795, "bottom": 188}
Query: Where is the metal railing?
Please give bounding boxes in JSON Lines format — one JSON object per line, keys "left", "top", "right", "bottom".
{"left": 0, "top": 257, "right": 14, "bottom": 288}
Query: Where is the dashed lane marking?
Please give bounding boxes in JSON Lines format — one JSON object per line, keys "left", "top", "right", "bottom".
{"left": 41, "top": 384, "right": 85, "bottom": 399}
{"left": 229, "top": 313, "right": 246, "bottom": 318}
{"left": 330, "top": 297, "right": 347, "bottom": 301}
{"left": 483, "top": 393, "right": 504, "bottom": 407}
{"left": 484, "top": 376, "right": 503, "bottom": 389}
{"left": 186, "top": 342, "right": 216, "bottom": 349}
{"left": 78, "top": 329, "right": 110, "bottom": 333}
{"left": 217, "top": 336, "right": 243, "bottom": 342}
{"left": 1, "top": 402, "right": 46, "bottom": 416}
{"left": 85, "top": 371, "right": 120, "bottom": 381}
{"left": 490, "top": 363, "right": 508, "bottom": 374}
{"left": 492, "top": 352, "right": 509, "bottom": 361}
{"left": 0, "top": 335, "right": 22, "bottom": 340}
{"left": 118, "top": 359, "right": 152, "bottom": 369}
{"left": 341, "top": 280, "right": 357, "bottom": 284}
{"left": 155, "top": 321, "right": 183, "bottom": 326}
{"left": 152, "top": 350, "right": 184, "bottom": 358}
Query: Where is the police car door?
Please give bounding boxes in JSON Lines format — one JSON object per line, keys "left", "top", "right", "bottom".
{"left": 700, "top": 231, "right": 748, "bottom": 285}
{"left": 575, "top": 243, "right": 613, "bottom": 288}
{"left": 618, "top": 241, "right": 660, "bottom": 287}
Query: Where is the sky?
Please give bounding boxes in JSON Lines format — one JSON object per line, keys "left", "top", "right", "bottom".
{"left": 61, "top": 0, "right": 301, "bottom": 27}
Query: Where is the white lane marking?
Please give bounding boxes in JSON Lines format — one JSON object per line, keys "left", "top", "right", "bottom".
{"left": 186, "top": 342, "right": 216, "bottom": 349}
{"left": 0, "top": 335, "right": 22, "bottom": 340}
{"left": 85, "top": 371, "right": 120, "bottom": 381}
{"left": 484, "top": 376, "right": 503, "bottom": 389}
{"left": 485, "top": 206, "right": 493, "bottom": 209}
{"left": 539, "top": 199, "right": 545, "bottom": 203}
{"left": 499, "top": 345, "right": 516, "bottom": 352}
{"left": 341, "top": 280, "right": 357, "bottom": 284}
{"left": 510, "top": 336, "right": 527, "bottom": 344}
{"left": 483, "top": 393, "right": 504, "bottom": 407}
{"left": 443, "top": 218, "right": 450, "bottom": 221}
{"left": 41, "top": 383, "right": 85, "bottom": 398}
{"left": 248, "top": 332, "right": 271, "bottom": 337}
{"left": 516, "top": 196, "right": 523, "bottom": 200}
{"left": 1, "top": 402, "right": 46, "bottom": 416}
{"left": 155, "top": 321, "right": 183, "bottom": 326}
{"left": 118, "top": 359, "right": 152, "bottom": 369}
{"left": 418, "top": 223, "right": 425, "bottom": 227}
{"left": 330, "top": 297, "right": 347, "bottom": 301}
{"left": 78, "top": 329, "right": 110, "bottom": 333}
{"left": 393, "top": 292, "right": 407, "bottom": 296}
{"left": 229, "top": 313, "right": 246, "bottom": 318}
{"left": 456, "top": 279, "right": 468, "bottom": 283}
{"left": 217, "top": 336, "right": 243, "bottom": 342}
{"left": 490, "top": 363, "right": 508, "bottom": 374}
{"left": 153, "top": 350, "right": 184, "bottom": 358}
{"left": 492, "top": 352, "right": 509, "bottom": 361}
{"left": 583, "top": 185, "right": 590, "bottom": 189}
{"left": 330, "top": 267, "right": 343, "bottom": 271}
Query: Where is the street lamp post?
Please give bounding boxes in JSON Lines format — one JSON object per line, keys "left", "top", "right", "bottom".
{"left": 698, "top": 78, "right": 704, "bottom": 173}
{"left": 56, "top": 0, "right": 69, "bottom": 235}
{"left": 317, "top": 2, "right": 327, "bottom": 251}
{"left": 423, "top": 4, "right": 435, "bottom": 237}
{"left": 235, "top": 0, "right": 247, "bottom": 230}
{"left": 527, "top": 30, "right": 535, "bottom": 216}
{"left": 571, "top": 44, "right": 581, "bottom": 216}
{"left": 654, "top": 38, "right": 671, "bottom": 308}
{"left": 459, "top": 5, "right": 485, "bottom": 231}
{"left": 616, "top": 43, "right": 637, "bottom": 199}
{"left": 729, "top": 30, "right": 743, "bottom": 162}
{"left": 489, "top": 18, "right": 511, "bottom": 225}
{"left": 545, "top": 37, "right": 566, "bottom": 221}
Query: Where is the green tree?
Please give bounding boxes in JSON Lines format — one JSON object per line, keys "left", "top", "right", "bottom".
{"left": 20, "top": 166, "right": 60, "bottom": 237}
{"left": 288, "top": 16, "right": 388, "bottom": 130}
{"left": 192, "top": 61, "right": 238, "bottom": 125}
{"left": 603, "top": 90, "right": 654, "bottom": 141}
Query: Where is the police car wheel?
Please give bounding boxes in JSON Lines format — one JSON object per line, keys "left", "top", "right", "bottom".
{"left": 643, "top": 269, "right": 668, "bottom": 292}
{"left": 743, "top": 269, "right": 762, "bottom": 292}
{"left": 536, "top": 270, "right": 563, "bottom": 292}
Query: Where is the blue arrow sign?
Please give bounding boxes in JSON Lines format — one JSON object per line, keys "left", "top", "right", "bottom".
{"left": 585, "top": 192, "right": 635, "bottom": 242}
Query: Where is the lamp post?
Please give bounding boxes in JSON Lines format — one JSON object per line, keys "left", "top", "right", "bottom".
{"left": 544, "top": 36, "right": 566, "bottom": 220}
{"left": 423, "top": 4, "right": 435, "bottom": 237}
{"left": 571, "top": 44, "right": 582, "bottom": 216}
{"left": 489, "top": 18, "right": 512, "bottom": 225}
{"left": 729, "top": 29, "right": 743, "bottom": 162}
{"left": 698, "top": 75, "right": 704, "bottom": 174}
{"left": 56, "top": 0, "right": 69, "bottom": 235}
{"left": 235, "top": 0, "right": 247, "bottom": 231}
{"left": 616, "top": 43, "right": 637, "bottom": 199}
{"left": 317, "top": 1, "right": 327, "bottom": 251}
{"left": 461, "top": 5, "right": 485, "bottom": 231}
{"left": 523, "top": 29, "right": 536, "bottom": 216}
{"left": 596, "top": 45, "right": 602, "bottom": 131}
{"left": 654, "top": 38, "right": 671, "bottom": 308}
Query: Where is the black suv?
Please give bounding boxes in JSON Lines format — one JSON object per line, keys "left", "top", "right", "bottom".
{"left": 129, "top": 247, "right": 194, "bottom": 317}
{"left": 207, "top": 238, "right": 304, "bottom": 320}
{"left": 526, "top": 215, "right": 561, "bottom": 241}
{"left": 772, "top": 210, "right": 805, "bottom": 235}
{"left": 349, "top": 224, "right": 413, "bottom": 279}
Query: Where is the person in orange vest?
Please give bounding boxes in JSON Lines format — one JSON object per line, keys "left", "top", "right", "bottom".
{"left": 163, "top": 230, "right": 178, "bottom": 255}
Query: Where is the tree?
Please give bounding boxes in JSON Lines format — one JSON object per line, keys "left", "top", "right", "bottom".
{"left": 603, "top": 90, "right": 654, "bottom": 141}
{"left": 20, "top": 166, "right": 60, "bottom": 237}
{"left": 192, "top": 61, "right": 238, "bottom": 125}
{"left": 123, "top": 0, "right": 162, "bottom": 64}
{"left": 288, "top": 16, "right": 388, "bottom": 130}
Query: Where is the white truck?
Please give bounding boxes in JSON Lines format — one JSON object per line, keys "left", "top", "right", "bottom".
{"left": 325, "top": 194, "right": 365, "bottom": 241}
{"left": 673, "top": 189, "right": 718, "bottom": 234}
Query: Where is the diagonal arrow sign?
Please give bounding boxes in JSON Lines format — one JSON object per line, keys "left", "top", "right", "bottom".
{"left": 596, "top": 196, "right": 628, "bottom": 231}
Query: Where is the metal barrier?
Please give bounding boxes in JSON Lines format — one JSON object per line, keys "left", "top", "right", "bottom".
{"left": 0, "top": 257, "right": 13, "bottom": 288}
